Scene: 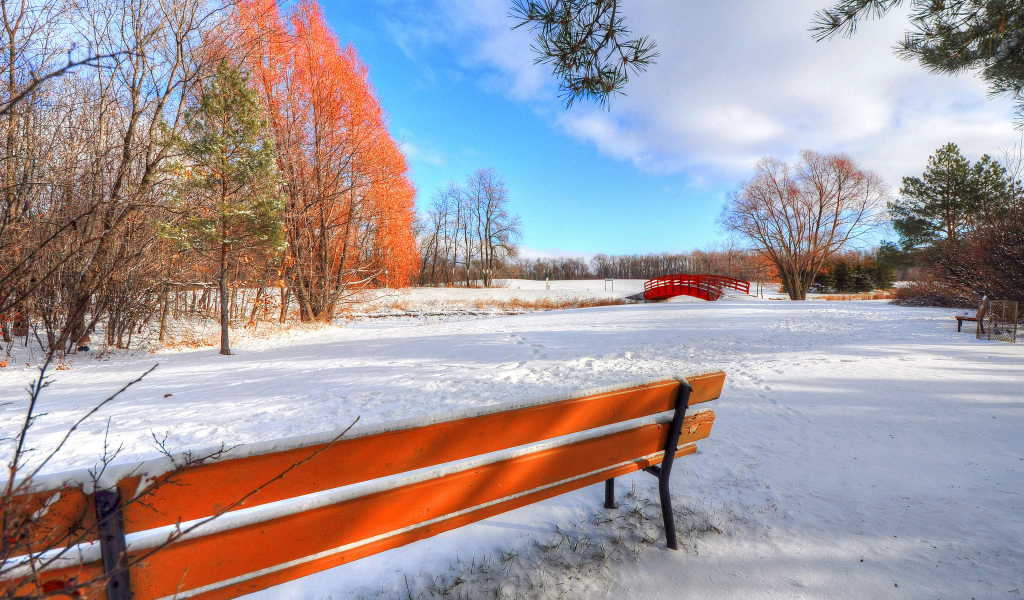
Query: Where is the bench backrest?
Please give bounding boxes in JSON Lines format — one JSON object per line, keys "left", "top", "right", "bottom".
{"left": 12, "top": 371, "right": 725, "bottom": 600}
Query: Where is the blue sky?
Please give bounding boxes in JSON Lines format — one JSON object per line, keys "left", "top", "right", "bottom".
{"left": 323, "top": 0, "right": 1019, "bottom": 258}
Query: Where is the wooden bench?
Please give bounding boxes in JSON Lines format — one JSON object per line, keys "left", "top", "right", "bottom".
{"left": 955, "top": 313, "right": 978, "bottom": 332}
{"left": 8, "top": 371, "right": 725, "bottom": 600}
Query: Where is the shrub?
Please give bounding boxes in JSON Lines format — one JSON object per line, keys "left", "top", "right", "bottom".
{"left": 891, "top": 280, "right": 978, "bottom": 307}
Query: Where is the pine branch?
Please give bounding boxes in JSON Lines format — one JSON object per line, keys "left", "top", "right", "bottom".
{"left": 510, "top": 0, "right": 657, "bottom": 108}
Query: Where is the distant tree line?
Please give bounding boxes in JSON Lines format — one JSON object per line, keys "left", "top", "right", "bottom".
{"left": 502, "top": 248, "right": 774, "bottom": 283}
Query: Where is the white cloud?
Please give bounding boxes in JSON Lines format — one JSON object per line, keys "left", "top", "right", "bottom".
{"left": 399, "top": 140, "right": 447, "bottom": 167}
{"left": 376, "top": 0, "right": 1021, "bottom": 187}
{"left": 552, "top": 0, "right": 1020, "bottom": 185}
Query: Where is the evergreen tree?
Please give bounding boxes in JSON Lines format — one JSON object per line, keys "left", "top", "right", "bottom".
{"left": 171, "top": 61, "right": 283, "bottom": 355}
{"left": 889, "top": 143, "right": 1009, "bottom": 249}
{"left": 852, "top": 263, "right": 874, "bottom": 292}
{"left": 832, "top": 261, "right": 853, "bottom": 293}
{"left": 876, "top": 241, "right": 915, "bottom": 273}
{"left": 813, "top": 268, "right": 837, "bottom": 293}
{"left": 870, "top": 262, "right": 895, "bottom": 290}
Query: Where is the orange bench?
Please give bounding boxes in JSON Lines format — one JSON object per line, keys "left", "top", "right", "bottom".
{"left": 7, "top": 371, "right": 725, "bottom": 600}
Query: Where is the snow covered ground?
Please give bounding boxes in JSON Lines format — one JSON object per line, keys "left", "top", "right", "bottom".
{"left": 346, "top": 278, "right": 648, "bottom": 316}
{"left": 1, "top": 287, "right": 1022, "bottom": 599}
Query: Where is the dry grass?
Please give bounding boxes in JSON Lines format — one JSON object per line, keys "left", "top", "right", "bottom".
{"left": 161, "top": 327, "right": 221, "bottom": 350}
{"left": 98, "top": 293, "right": 628, "bottom": 353}
{"left": 384, "top": 299, "right": 411, "bottom": 312}
{"left": 814, "top": 290, "right": 897, "bottom": 301}
{"left": 158, "top": 318, "right": 334, "bottom": 351}
{"left": 469, "top": 297, "right": 628, "bottom": 311}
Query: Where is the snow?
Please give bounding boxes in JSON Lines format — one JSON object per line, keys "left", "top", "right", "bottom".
{"left": 1, "top": 286, "right": 1022, "bottom": 599}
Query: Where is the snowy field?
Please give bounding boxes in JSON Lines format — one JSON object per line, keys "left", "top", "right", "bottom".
{"left": 347, "top": 278, "right": 651, "bottom": 316}
{"left": 1, "top": 286, "right": 1022, "bottom": 598}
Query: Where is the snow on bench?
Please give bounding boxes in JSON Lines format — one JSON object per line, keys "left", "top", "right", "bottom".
{"left": 955, "top": 310, "right": 978, "bottom": 332}
{"left": 8, "top": 371, "right": 726, "bottom": 600}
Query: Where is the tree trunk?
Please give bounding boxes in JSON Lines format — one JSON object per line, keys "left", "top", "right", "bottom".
{"left": 12, "top": 312, "right": 27, "bottom": 338}
{"left": 781, "top": 268, "right": 805, "bottom": 301}
{"left": 248, "top": 287, "right": 264, "bottom": 328}
{"left": 219, "top": 243, "right": 231, "bottom": 355}
{"left": 58, "top": 295, "right": 90, "bottom": 354}
{"left": 279, "top": 287, "right": 290, "bottom": 323}
{"left": 158, "top": 284, "right": 170, "bottom": 343}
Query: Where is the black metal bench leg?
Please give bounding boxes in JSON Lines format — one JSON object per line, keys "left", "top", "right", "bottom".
{"left": 660, "top": 381, "right": 692, "bottom": 550}
{"left": 604, "top": 478, "right": 616, "bottom": 508}
{"left": 96, "top": 489, "right": 132, "bottom": 600}
{"left": 958, "top": 319, "right": 962, "bottom": 332}
{"left": 659, "top": 467, "right": 677, "bottom": 550}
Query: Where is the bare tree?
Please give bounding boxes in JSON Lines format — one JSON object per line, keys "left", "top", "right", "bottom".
{"left": 417, "top": 171, "right": 521, "bottom": 287}
{"left": 467, "top": 168, "right": 521, "bottom": 287}
{"left": 417, "top": 183, "right": 460, "bottom": 286}
{"left": 720, "top": 150, "right": 887, "bottom": 300}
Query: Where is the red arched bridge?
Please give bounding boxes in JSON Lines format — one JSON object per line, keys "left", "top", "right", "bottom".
{"left": 644, "top": 274, "right": 751, "bottom": 302}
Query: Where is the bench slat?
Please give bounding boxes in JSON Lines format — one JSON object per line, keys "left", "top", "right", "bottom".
{"left": 115, "top": 411, "right": 715, "bottom": 600}
{"left": 686, "top": 372, "right": 724, "bottom": 405}
{"left": 30, "top": 447, "right": 698, "bottom": 600}
{"left": 113, "top": 372, "right": 723, "bottom": 536}
{"left": 4, "top": 487, "right": 93, "bottom": 555}
{"left": 181, "top": 445, "right": 698, "bottom": 600}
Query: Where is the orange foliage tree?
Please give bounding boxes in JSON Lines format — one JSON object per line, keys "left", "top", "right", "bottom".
{"left": 236, "top": 0, "right": 417, "bottom": 321}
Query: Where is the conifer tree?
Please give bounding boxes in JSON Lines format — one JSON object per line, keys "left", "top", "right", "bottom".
{"left": 833, "top": 261, "right": 853, "bottom": 292}
{"left": 171, "top": 61, "right": 284, "bottom": 355}
{"left": 852, "top": 263, "right": 874, "bottom": 292}
{"left": 870, "top": 262, "right": 895, "bottom": 289}
{"left": 890, "top": 143, "right": 1009, "bottom": 249}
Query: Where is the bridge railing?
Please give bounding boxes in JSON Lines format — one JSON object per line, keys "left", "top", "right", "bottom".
{"left": 644, "top": 274, "right": 750, "bottom": 301}
{"left": 701, "top": 275, "right": 750, "bottom": 295}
